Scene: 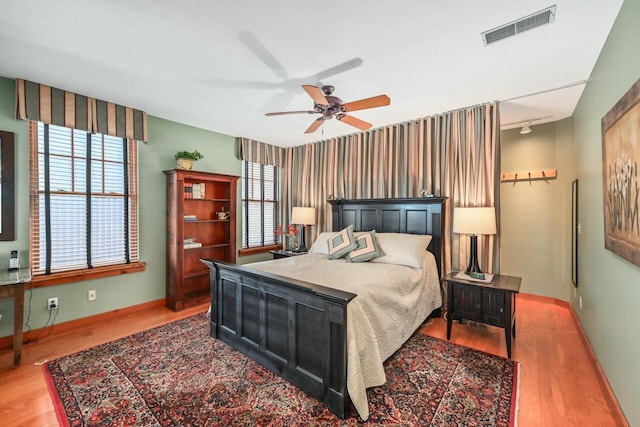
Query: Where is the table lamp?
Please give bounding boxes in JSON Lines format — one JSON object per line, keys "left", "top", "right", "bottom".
{"left": 291, "top": 207, "right": 316, "bottom": 252}
{"left": 453, "top": 207, "right": 497, "bottom": 274}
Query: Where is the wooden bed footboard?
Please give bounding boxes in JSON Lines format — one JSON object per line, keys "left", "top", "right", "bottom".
{"left": 201, "top": 259, "right": 357, "bottom": 418}
{"left": 202, "top": 196, "right": 446, "bottom": 418}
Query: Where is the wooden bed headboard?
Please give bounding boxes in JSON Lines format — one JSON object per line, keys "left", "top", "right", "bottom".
{"left": 328, "top": 197, "right": 447, "bottom": 277}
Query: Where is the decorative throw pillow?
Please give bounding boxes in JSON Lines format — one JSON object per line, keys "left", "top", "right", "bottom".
{"left": 328, "top": 225, "right": 358, "bottom": 259}
{"left": 370, "top": 233, "right": 433, "bottom": 268}
{"left": 346, "top": 231, "right": 384, "bottom": 263}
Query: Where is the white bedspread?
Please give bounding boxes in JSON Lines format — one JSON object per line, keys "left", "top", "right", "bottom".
{"left": 247, "top": 252, "right": 442, "bottom": 420}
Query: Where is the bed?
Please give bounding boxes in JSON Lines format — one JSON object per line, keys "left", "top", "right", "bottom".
{"left": 202, "top": 197, "right": 446, "bottom": 420}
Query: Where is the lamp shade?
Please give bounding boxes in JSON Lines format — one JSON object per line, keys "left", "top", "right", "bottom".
{"left": 453, "top": 207, "right": 496, "bottom": 235}
{"left": 291, "top": 207, "right": 316, "bottom": 225}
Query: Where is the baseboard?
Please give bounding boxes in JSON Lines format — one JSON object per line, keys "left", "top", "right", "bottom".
{"left": 567, "top": 306, "right": 629, "bottom": 426}
{"left": 0, "top": 299, "right": 166, "bottom": 349}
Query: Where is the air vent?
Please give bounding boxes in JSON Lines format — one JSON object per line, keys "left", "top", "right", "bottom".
{"left": 482, "top": 5, "right": 556, "bottom": 46}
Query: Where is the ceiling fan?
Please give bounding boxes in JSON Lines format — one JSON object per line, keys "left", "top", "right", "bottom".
{"left": 265, "top": 85, "right": 391, "bottom": 134}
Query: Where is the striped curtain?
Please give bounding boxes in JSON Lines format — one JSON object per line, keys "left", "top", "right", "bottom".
{"left": 15, "top": 79, "right": 148, "bottom": 142}
{"left": 236, "top": 137, "right": 286, "bottom": 167}
{"left": 281, "top": 102, "right": 500, "bottom": 275}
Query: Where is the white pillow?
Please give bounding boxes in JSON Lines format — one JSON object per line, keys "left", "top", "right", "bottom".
{"left": 370, "top": 233, "right": 433, "bottom": 268}
{"left": 309, "top": 232, "right": 336, "bottom": 255}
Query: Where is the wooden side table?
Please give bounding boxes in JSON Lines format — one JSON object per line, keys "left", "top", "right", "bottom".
{"left": 443, "top": 272, "right": 521, "bottom": 358}
{"left": 0, "top": 268, "right": 31, "bottom": 367}
{"left": 270, "top": 250, "right": 308, "bottom": 260}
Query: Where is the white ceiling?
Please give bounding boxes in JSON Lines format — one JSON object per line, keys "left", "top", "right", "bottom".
{"left": 0, "top": 1, "right": 623, "bottom": 147}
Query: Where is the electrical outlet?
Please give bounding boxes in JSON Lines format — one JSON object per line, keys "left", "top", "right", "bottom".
{"left": 88, "top": 290, "right": 97, "bottom": 301}
{"left": 48, "top": 297, "right": 59, "bottom": 310}
{"left": 579, "top": 296, "right": 583, "bottom": 310}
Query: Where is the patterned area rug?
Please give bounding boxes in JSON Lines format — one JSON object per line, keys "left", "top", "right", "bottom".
{"left": 44, "top": 313, "right": 519, "bottom": 426}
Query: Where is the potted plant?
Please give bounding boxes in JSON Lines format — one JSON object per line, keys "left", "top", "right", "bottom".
{"left": 175, "top": 150, "right": 204, "bottom": 170}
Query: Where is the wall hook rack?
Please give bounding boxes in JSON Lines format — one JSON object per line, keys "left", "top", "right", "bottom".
{"left": 501, "top": 169, "right": 557, "bottom": 182}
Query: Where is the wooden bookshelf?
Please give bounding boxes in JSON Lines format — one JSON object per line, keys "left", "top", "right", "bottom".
{"left": 164, "top": 169, "right": 238, "bottom": 311}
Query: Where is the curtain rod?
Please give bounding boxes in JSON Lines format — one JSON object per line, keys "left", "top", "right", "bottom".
{"left": 499, "top": 79, "right": 590, "bottom": 103}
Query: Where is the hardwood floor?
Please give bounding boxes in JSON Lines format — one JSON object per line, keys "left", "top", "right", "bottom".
{"left": 0, "top": 295, "right": 628, "bottom": 426}
{"left": 420, "top": 294, "right": 628, "bottom": 427}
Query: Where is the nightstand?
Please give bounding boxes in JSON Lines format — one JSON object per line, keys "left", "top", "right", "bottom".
{"left": 270, "top": 250, "right": 308, "bottom": 259}
{"left": 442, "top": 272, "right": 521, "bottom": 358}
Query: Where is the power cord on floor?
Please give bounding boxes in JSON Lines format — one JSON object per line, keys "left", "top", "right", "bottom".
{"left": 23, "top": 281, "right": 59, "bottom": 344}
{"left": 24, "top": 307, "right": 59, "bottom": 344}
{"left": 24, "top": 279, "right": 34, "bottom": 335}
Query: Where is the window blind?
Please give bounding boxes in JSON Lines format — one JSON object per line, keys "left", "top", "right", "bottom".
{"left": 30, "top": 121, "right": 139, "bottom": 275}
{"left": 241, "top": 161, "right": 279, "bottom": 248}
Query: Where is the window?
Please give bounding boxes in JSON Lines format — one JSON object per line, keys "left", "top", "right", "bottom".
{"left": 241, "top": 160, "right": 279, "bottom": 250}
{"left": 29, "top": 122, "right": 139, "bottom": 277}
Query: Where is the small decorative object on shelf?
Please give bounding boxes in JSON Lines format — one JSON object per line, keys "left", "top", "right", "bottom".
{"left": 184, "top": 237, "right": 203, "bottom": 249}
{"left": 183, "top": 183, "right": 193, "bottom": 198}
{"left": 216, "top": 207, "right": 230, "bottom": 220}
{"left": 191, "top": 182, "right": 205, "bottom": 199}
{"left": 175, "top": 150, "right": 204, "bottom": 170}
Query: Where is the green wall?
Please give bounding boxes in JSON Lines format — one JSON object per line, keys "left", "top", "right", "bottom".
{"left": 500, "top": 119, "right": 574, "bottom": 300}
{"left": 2, "top": 2, "right": 638, "bottom": 418}
{"left": 0, "top": 76, "right": 268, "bottom": 339}
{"left": 571, "top": 0, "right": 639, "bottom": 423}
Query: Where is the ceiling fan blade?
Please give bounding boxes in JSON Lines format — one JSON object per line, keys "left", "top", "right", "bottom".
{"left": 302, "top": 85, "right": 329, "bottom": 106}
{"left": 337, "top": 114, "right": 372, "bottom": 131}
{"left": 264, "top": 91, "right": 296, "bottom": 113}
{"left": 265, "top": 110, "right": 317, "bottom": 116}
{"left": 204, "top": 78, "right": 278, "bottom": 89}
{"left": 304, "top": 118, "right": 325, "bottom": 134}
{"left": 238, "top": 31, "right": 289, "bottom": 80}
{"left": 342, "top": 94, "right": 391, "bottom": 112}
{"left": 315, "top": 58, "right": 364, "bottom": 81}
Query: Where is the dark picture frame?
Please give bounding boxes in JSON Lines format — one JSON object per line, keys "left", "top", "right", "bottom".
{"left": 601, "top": 78, "right": 640, "bottom": 267}
{"left": 572, "top": 179, "right": 578, "bottom": 286}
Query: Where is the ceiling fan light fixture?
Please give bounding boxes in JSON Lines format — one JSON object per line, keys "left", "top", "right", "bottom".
{"left": 265, "top": 84, "right": 390, "bottom": 134}
{"left": 520, "top": 122, "right": 532, "bottom": 134}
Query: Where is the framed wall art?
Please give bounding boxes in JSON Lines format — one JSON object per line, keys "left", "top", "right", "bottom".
{"left": 601, "top": 78, "right": 640, "bottom": 268}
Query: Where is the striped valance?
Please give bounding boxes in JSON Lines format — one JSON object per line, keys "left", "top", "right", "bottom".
{"left": 15, "top": 79, "right": 148, "bottom": 142}
{"left": 236, "top": 137, "right": 286, "bottom": 167}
